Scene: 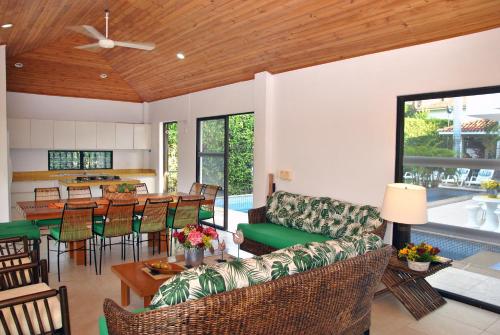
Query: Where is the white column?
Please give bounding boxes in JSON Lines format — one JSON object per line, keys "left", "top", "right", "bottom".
{"left": 0, "top": 46, "right": 10, "bottom": 221}
{"left": 253, "top": 72, "right": 275, "bottom": 207}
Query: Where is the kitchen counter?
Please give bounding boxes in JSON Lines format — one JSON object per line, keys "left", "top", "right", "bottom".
{"left": 59, "top": 178, "right": 141, "bottom": 187}
{"left": 12, "top": 169, "right": 156, "bottom": 182}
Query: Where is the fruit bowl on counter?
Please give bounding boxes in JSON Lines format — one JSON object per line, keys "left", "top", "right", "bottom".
{"left": 103, "top": 183, "right": 137, "bottom": 200}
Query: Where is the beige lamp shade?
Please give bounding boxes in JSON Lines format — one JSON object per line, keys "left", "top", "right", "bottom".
{"left": 381, "top": 183, "right": 428, "bottom": 225}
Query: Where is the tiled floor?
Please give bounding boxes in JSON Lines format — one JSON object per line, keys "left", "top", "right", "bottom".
{"left": 37, "top": 229, "right": 499, "bottom": 335}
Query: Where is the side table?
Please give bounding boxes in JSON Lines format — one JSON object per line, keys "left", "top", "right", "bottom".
{"left": 376, "top": 250, "right": 452, "bottom": 320}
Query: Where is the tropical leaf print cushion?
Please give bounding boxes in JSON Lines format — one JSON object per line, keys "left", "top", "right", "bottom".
{"left": 150, "top": 233, "right": 383, "bottom": 309}
{"left": 266, "top": 191, "right": 383, "bottom": 240}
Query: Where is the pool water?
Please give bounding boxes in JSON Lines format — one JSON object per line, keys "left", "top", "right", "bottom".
{"left": 215, "top": 194, "right": 253, "bottom": 213}
{"left": 426, "top": 188, "right": 475, "bottom": 202}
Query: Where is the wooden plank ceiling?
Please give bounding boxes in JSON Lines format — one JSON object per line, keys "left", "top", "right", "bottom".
{"left": 1, "top": 0, "right": 499, "bottom": 103}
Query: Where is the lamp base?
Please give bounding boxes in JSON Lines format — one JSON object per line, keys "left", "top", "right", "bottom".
{"left": 392, "top": 223, "right": 411, "bottom": 250}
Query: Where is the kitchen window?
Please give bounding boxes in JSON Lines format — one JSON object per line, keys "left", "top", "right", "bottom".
{"left": 48, "top": 150, "right": 113, "bottom": 170}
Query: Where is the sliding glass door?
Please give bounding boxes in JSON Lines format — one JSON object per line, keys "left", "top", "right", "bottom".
{"left": 396, "top": 85, "right": 500, "bottom": 312}
{"left": 197, "top": 113, "right": 254, "bottom": 231}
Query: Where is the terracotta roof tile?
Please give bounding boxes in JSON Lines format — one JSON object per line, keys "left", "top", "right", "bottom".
{"left": 438, "top": 119, "right": 497, "bottom": 133}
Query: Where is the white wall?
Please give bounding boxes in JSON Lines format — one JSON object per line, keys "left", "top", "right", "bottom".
{"left": 7, "top": 92, "right": 151, "bottom": 172}
{"left": 7, "top": 92, "right": 144, "bottom": 123}
{"left": 147, "top": 81, "right": 255, "bottom": 194}
{"left": 272, "top": 28, "right": 500, "bottom": 209}
{"left": 0, "top": 46, "right": 10, "bottom": 221}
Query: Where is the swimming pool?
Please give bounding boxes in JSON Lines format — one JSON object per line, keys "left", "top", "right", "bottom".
{"left": 215, "top": 194, "right": 253, "bottom": 213}
{"left": 426, "top": 187, "right": 475, "bottom": 202}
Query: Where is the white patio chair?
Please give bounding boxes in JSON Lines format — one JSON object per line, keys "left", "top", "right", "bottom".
{"left": 442, "top": 168, "right": 470, "bottom": 186}
{"left": 465, "top": 169, "right": 495, "bottom": 187}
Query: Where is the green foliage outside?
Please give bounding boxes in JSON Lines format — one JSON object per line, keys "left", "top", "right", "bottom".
{"left": 198, "top": 114, "right": 254, "bottom": 196}
{"left": 165, "top": 122, "right": 178, "bottom": 192}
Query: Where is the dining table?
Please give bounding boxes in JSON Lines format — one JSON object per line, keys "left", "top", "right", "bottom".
{"left": 16, "top": 192, "right": 214, "bottom": 265}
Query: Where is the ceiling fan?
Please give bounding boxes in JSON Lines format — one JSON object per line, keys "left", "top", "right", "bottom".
{"left": 69, "top": 9, "right": 155, "bottom": 52}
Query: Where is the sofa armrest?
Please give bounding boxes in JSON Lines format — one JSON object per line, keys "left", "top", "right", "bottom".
{"left": 248, "top": 206, "right": 267, "bottom": 224}
{"left": 369, "top": 220, "right": 387, "bottom": 240}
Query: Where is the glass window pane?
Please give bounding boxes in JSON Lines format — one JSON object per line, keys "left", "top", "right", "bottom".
{"left": 200, "top": 119, "right": 225, "bottom": 153}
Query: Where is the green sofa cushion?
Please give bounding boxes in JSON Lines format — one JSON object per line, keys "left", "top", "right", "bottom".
{"left": 99, "top": 307, "right": 151, "bottom": 335}
{"left": 237, "top": 223, "right": 330, "bottom": 249}
{"left": 151, "top": 233, "right": 383, "bottom": 309}
{"left": 0, "top": 220, "right": 40, "bottom": 240}
{"left": 266, "top": 191, "right": 383, "bottom": 240}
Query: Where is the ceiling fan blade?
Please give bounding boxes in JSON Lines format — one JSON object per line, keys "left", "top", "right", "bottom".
{"left": 75, "top": 43, "right": 101, "bottom": 52}
{"left": 114, "top": 41, "right": 155, "bottom": 51}
{"left": 67, "top": 25, "right": 105, "bottom": 41}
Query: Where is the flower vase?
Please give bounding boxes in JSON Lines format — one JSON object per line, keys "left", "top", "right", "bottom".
{"left": 184, "top": 248, "right": 204, "bottom": 268}
{"left": 407, "top": 260, "right": 430, "bottom": 272}
{"left": 486, "top": 189, "right": 498, "bottom": 199}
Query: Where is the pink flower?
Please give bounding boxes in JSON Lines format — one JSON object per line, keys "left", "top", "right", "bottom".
{"left": 204, "top": 227, "right": 218, "bottom": 239}
{"left": 187, "top": 230, "right": 203, "bottom": 246}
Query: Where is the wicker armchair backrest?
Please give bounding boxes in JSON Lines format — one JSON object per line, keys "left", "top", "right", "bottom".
{"left": 60, "top": 202, "right": 96, "bottom": 241}
{"left": 170, "top": 197, "right": 202, "bottom": 229}
{"left": 34, "top": 187, "right": 61, "bottom": 201}
{"left": 104, "top": 245, "right": 392, "bottom": 335}
{"left": 67, "top": 186, "right": 92, "bottom": 199}
{"left": 102, "top": 201, "right": 137, "bottom": 237}
{"left": 201, "top": 185, "right": 220, "bottom": 212}
{"left": 139, "top": 199, "right": 171, "bottom": 233}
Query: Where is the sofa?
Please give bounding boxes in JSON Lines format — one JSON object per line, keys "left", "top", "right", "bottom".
{"left": 102, "top": 231, "right": 390, "bottom": 335}
{"left": 238, "top": 191, "right": 386, "bottom": 255}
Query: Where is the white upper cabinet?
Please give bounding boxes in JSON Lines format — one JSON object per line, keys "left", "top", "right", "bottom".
{"left": 53, "top": 121, "right": 76, "bottom": 149}
{"left": 115, "top": 123, "right": 134, "bottom": 149}
{"left": 133, "top": 124, "right": 151, "bottom": 150}
{"left": 30, "top": 119, "right": 54, "bottom": 149}
{"left": 8, "top": 119, "right": 31, "bottom": 148}
{"left": 96, "top": 122, "right": 116, "bottom": 149}
{"left": 75, "top": 121, "right": 97, "bottom": 149}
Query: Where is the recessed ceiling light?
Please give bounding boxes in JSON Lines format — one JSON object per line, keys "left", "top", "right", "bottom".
{"left": 176, "top": 52, "right": 185, "bottom": 60}
{"left": 1, "top": 23, "right": 13, "bottom": 29}
{"left": 99, "top": 73, "right": 108, "bottom": 79}
{"left": 14, "top": 62, "right": 23, "bottom": 68}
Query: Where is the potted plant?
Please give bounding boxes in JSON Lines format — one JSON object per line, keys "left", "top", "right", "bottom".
{"left": 173, "top": 225, "right": 218, "bottom": 267}
{"left": 398, "top": 242, "right": 440, "bottom": 272}
{"left": 104, "top": 183, "right": 137, "bottom": 200}
{"left": 481, "top": 180, "right": 498, "bottom": 198}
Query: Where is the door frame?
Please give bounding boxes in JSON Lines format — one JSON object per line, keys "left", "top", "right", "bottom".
{"left": 196, "top": 112, "right": 254, "bottom": 230}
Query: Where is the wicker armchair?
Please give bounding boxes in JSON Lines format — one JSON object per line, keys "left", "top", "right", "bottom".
{"left": 103, "top": 245, "right": 391, "bottom": 335}
{"left": 242, "top": 206, "right": 387, "bottom": 256}
{"left": 188, "top": 182, "right": 204, "bottom": 195}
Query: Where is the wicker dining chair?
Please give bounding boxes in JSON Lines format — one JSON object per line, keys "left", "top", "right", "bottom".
{"left": 67, "top": 186, "right": 92, "bottom": 199}
{"left": 0, "top": 285, "right": 71, "bottom": 334}
{"left": 47, "top": 202, "right": 98, "bottom": 281}
{"left": 199, "top": 184, "right": 221, "bottom": 226}
{"left": 93, "top": 200, "right": 137, "bottom": 274}
{"left": 166, "top": 196, "right": 202, "bottom": 256}
{"left": 189, "top": 182, "right": 204, "bottom": 195}
{"left": 34, "top": 187, "right": 63, "bottom": 229}
{"left": 133, "top": 198, "right": 172, "bottom": 261}
{"left": 134, "top": 183, "right": 149, "bottom": 195}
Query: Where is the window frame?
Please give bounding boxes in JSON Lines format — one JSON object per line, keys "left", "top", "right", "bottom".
{"left": 48, "top": 150, "right": 113, "bottom": 170}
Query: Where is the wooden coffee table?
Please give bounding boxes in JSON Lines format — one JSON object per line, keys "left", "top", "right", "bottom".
{"left": 111, "top": 253, "right": 233, "bottom": 307}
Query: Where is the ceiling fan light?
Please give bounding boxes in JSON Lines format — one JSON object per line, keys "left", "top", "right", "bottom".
{"left": 176, "top": 52, "right": 185, "bottom": 60}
